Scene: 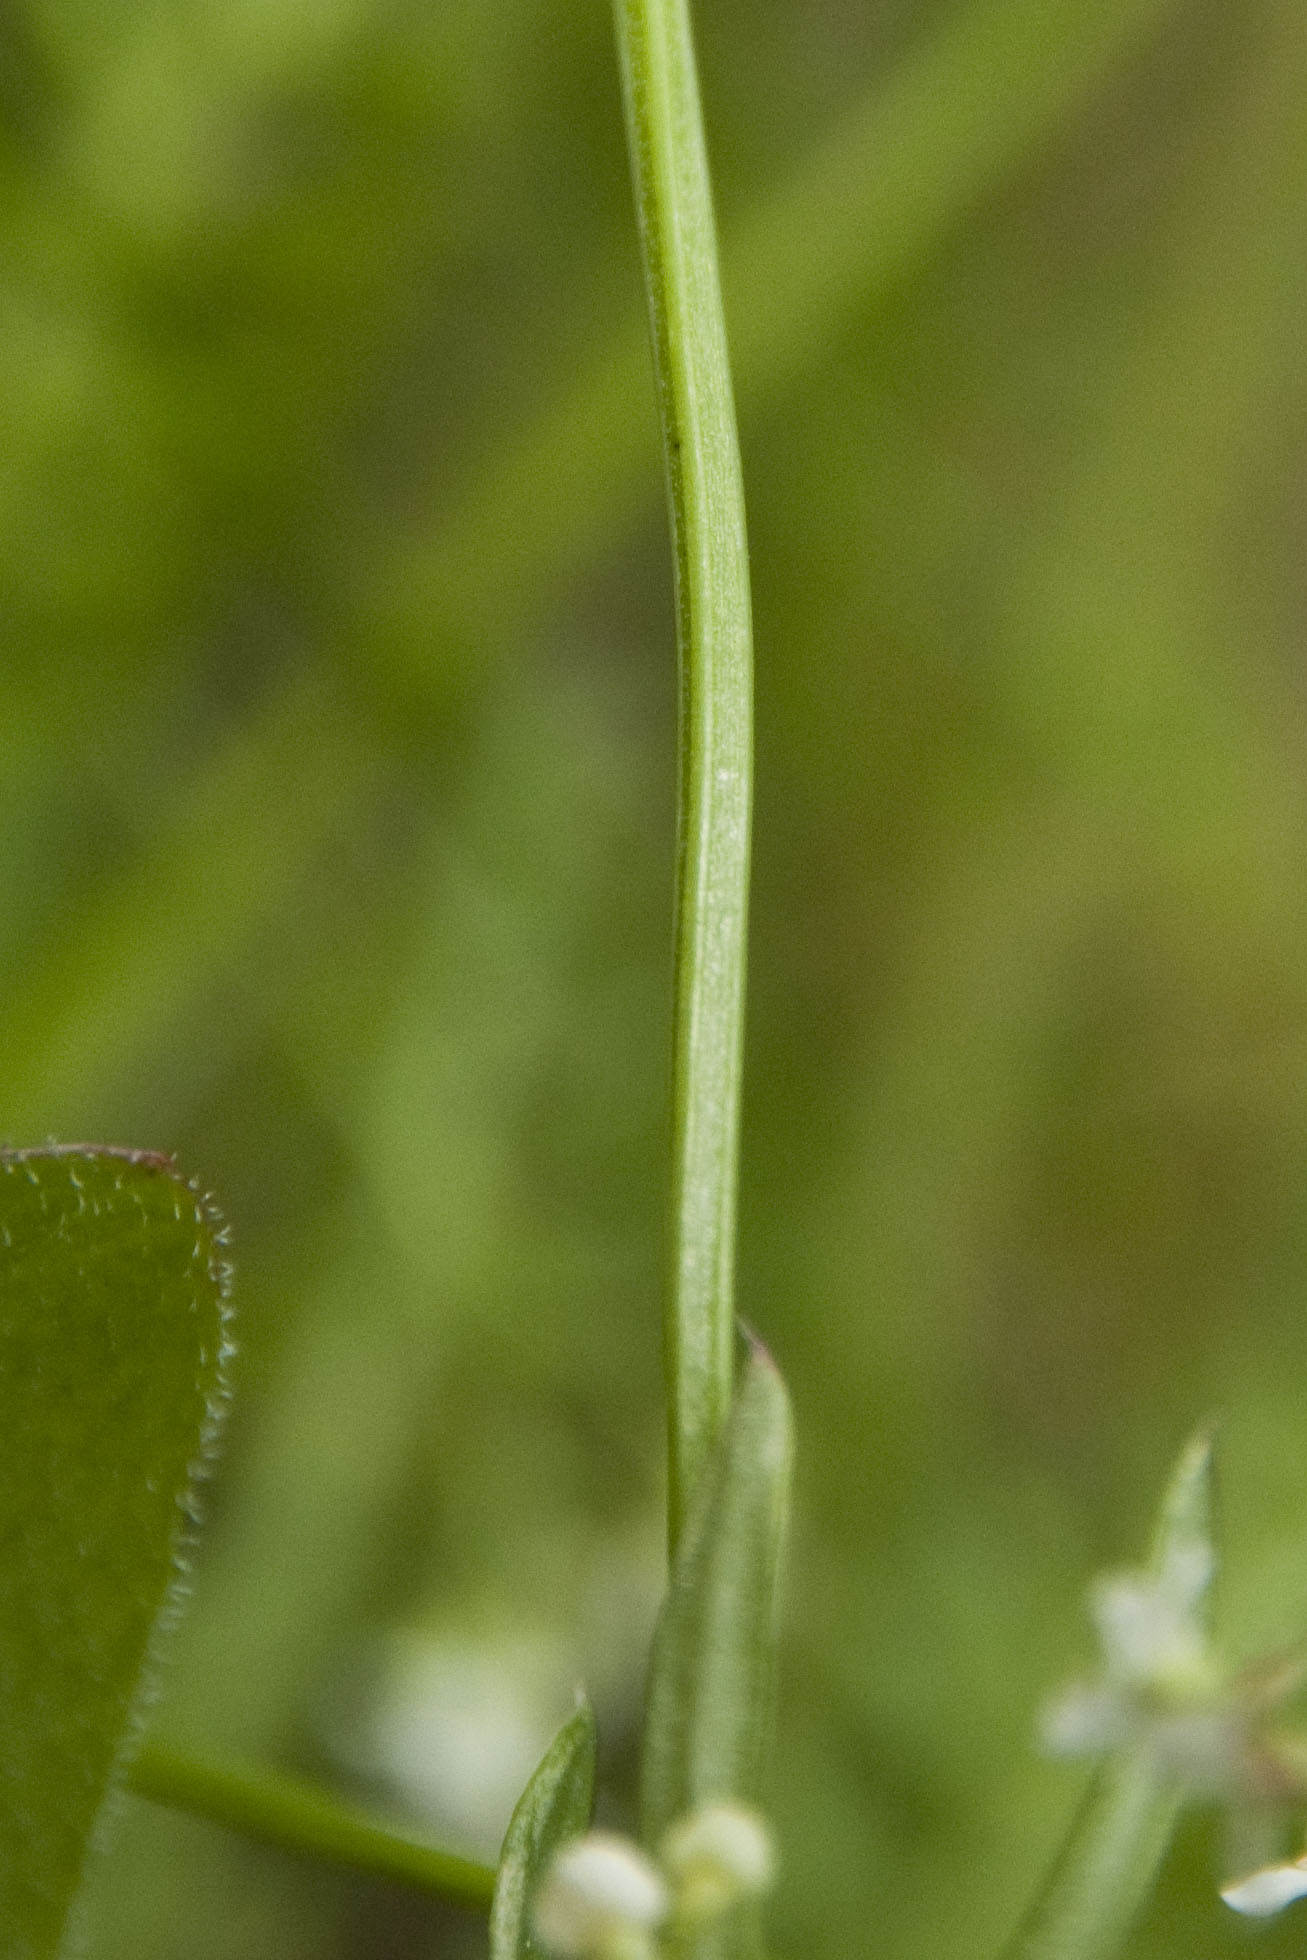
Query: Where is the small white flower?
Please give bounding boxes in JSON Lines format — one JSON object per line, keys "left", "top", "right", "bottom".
{"left": 1222, "top": 1860, "right": 1307, "bottom": 1917}
{"left": 660, "top": 1801, "right": 776, "bottom": 1921}
{"left": 1092, "top": 1538, "right": 1214, "bottom": 1692}
{"left": 1042, "top": 1534, "right": 1226, "bottom": 1785}
{"left": 1043, "top": 1438, "right": 1307, "bottom": 1921}
{"left": 1044, "top": 1513, "right": 1307, "bottom": 1919}
{"left": 532, "top": 1833, "right": 669, "bottom": 1960}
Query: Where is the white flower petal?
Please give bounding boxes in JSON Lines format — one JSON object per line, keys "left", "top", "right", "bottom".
{"left": 1039, "top": 1684, "right": 1130, "bottom": 1758}
{"left": 1091, "top": 1568, "right": 1206, "bottom": 1685}
{"left": 1221, "top": 1861, "right": 1307, "bottom": 1918}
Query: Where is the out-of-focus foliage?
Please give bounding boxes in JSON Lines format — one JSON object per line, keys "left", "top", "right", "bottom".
{"left": 7, "top": 0, "right": 1307, "bottom": 1955}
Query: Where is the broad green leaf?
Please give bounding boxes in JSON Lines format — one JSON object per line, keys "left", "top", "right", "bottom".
{"left": 490, "top": 1699, "right": 597, "bottom": 1960}
{"left": 1000, "top": 1426, "right": 1215, "bottom": 1960}
{"left": 0, "top": 1144, "right": 233, "bottom": 1960}
{"left": 640, "top": 1340, "right": 793, "bottom": 1848}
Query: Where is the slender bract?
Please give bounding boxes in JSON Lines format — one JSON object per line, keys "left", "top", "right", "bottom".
{"left": 613, "top": 0, "right": 753, "bottom": 1551}
{"left": 491, "top": 1701, "right": 598, "bottom": 1960}
{"left": 641, "top": 1343, "right": 793, "bottom": 1849}
{"left": 1146, "top": 1423, "right": 1215, "bottom": 1591}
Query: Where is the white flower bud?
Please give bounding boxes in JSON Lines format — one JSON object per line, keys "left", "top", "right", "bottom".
{"left": 532, "top": 1833, "right": 669, "bottom": 1960}
{"left": 660, "top": 1801, "right": 776, "bottom": 1922}
{"left": 1221, "top": 1860, "right": 1307, "bottom": 1918}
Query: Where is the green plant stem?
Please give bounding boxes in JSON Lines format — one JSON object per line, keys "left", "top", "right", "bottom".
{"left": 614, "top": 0, "right": 753, "bottom": 1554}
{"left": 372, "top": 0, "right": 1185, "bottom": 701}
{"left": 999, "top": 1756, "right": 1181, "bottom": 1960}
{"left": 127, "top": 1746, "right": 495, "bottom": 1909}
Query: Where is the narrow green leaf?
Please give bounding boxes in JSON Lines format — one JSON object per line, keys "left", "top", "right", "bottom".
{"left": 0, "top": 1144, "right": 233, "bottom": 1960}
{"left": 1000, "top": 1426, "right": 1215, "bottom": 1960}
{"left": 640, "top": 1341, "right": 793, "bottom": 1847}
{"left": 490, "top": 1699, "right": 598, "bottom": 1960}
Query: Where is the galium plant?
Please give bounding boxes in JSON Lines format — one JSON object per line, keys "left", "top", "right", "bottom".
{"left": 4, "top": 5, "right": 1307, "bottom": 1960}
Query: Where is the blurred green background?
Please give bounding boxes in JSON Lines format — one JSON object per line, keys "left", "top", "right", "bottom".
{"left": 7, "top": 0, "right": 1307, "bottom": 1952}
